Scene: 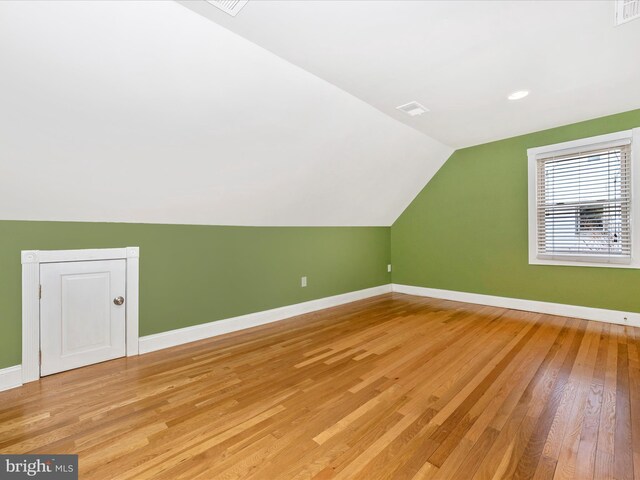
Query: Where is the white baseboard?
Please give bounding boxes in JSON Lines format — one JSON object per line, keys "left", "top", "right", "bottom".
{"left": 0, "top": 365, "right": 22, "bottom": 392}
{"left": 392, "top": 284, "right": 640, "bottom": 328}
{"left": 139, "top": 284, "right": 392, "bottom": 354}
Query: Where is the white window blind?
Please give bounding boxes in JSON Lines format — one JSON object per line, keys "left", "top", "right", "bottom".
{"left": 536, "top": 141, "right": 632, "bottom": 263}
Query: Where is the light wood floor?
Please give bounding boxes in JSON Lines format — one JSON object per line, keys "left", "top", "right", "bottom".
{"left": 1, "top": 293, "right": 639, "bottom": 479}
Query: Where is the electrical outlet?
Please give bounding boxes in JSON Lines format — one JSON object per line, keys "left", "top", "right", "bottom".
{"left": 301, "top": 276, "right": 307, "bottom": 287}
{"left": 387, "top": 264, "right": 392, "bottom": 273}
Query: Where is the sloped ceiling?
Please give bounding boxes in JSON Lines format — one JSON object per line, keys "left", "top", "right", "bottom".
{"left": 0, "top": 1, "right": 452, "bottom": 227}
{"left": 184, "top": 0, "right": 640, "bottom": 148}
{"left": 3, "top": 1, "right": 638, "bottom": 228}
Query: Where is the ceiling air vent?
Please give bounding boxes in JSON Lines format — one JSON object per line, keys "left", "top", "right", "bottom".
{"left": 396, "top": 101, "right": 429, "bottom": 117}
{"left": 206, "top": 0, "right": 249, "bottom": 17}
{"left": 615, "top": 0, "right": 640, "bottom": 25}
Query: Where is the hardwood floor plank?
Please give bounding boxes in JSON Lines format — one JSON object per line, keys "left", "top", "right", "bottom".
{"left": 613, "top": 342, "right": 634, "bottom": 480}
{"left": 551, "top": 322, "right": 601, "bottom": 480}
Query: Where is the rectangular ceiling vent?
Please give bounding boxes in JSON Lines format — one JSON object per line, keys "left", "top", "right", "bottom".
{"left": 396, "top": 101, "right": 429, "bottom": 117}
{"left": 206, "top": 0, "right": 249, "bottom": 17}
{"left": 615, "top": 0, "right": 640, "bottom": 25}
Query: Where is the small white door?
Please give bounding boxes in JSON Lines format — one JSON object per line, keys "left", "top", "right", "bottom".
{"left": 40, "top": 259, "right": 127, "bottom": 376}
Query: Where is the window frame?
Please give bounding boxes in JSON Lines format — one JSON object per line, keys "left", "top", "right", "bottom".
{"left": 527, "top": 128, "right": 640, "bottom": 269}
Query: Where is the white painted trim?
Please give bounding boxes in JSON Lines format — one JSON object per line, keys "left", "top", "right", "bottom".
{"left": 139, "top": 284, "right": 392, "bottom": 354}
{"left": 21, "top": 247, "right": 140, "bottom": 383}
{"left": 125, "top": 247, "right": 140, "bottom": 356}
{"left": 0, "top": 365, "right": 23, "bottom": 392}
{"left": 527, "top": 130, "right": 633, "bottom": 159}
{"left": 21, "top": 253, "right": 40, "bottom": 383}
{"left": 32, "top": 248, "right": 130, "bottom": 264}
{"left": 527, "top": 127, "right": 640, "bottom": 269}
{"left": 392, "top": 284, "right": 640, "bottom": 328}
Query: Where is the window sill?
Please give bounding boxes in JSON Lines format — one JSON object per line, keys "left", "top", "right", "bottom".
{"left": 529, "top": 255, "right": 640, "bottom": 269}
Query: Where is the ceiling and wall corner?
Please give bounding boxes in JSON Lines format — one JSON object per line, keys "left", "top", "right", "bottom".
{"left": 0, "top": 0, "right": 452, "bottom": 227}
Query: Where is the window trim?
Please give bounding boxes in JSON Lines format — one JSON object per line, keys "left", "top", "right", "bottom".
{"left": 527, "top": 128, "right": 640, "bottom": 269}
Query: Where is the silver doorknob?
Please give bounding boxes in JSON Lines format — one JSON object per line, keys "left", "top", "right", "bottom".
{"left": 113, "top": 296, "right": 125, "bottom": 306}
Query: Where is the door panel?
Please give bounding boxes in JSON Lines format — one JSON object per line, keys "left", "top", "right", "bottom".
{"left": 40, "top": 259, "right": 126, "bottom": 376}
{"left": 61, "top": 272, "right": 111, "bottom": 354}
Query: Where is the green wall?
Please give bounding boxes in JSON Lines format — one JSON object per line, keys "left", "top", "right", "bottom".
{"left": 0, "top": 221, "right": 390, "bottom": 368}
{"left": 392, "top": 108, "right": 640, "bottom": 313}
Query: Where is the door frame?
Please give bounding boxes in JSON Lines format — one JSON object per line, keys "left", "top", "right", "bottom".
{"left": 21, "top": 247, "right": 140, "bottom": 383}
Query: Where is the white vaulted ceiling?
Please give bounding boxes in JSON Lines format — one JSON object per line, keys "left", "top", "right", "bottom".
{"left": 184, "top": 0, "right": 640, "bottom": 148}
{"left": 1, "top": 1, "right": 639, "bottom": 227}
{"left": 0, "top": 0, "right": 451, "bottom": 226}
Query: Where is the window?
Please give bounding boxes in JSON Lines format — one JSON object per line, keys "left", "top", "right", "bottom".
{"left": 528, "top": 128, "right": 640, "bottom": 268}
{"left": 538, "top": 143, "right": 630, "bottom": 260}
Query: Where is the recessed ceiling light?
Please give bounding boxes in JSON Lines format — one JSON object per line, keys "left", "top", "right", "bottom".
{"left": 508, "top": 90, "right": 529, "bottom": 101}
{"left": 396, "top": 101, "right": 429, "bottom": 117}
